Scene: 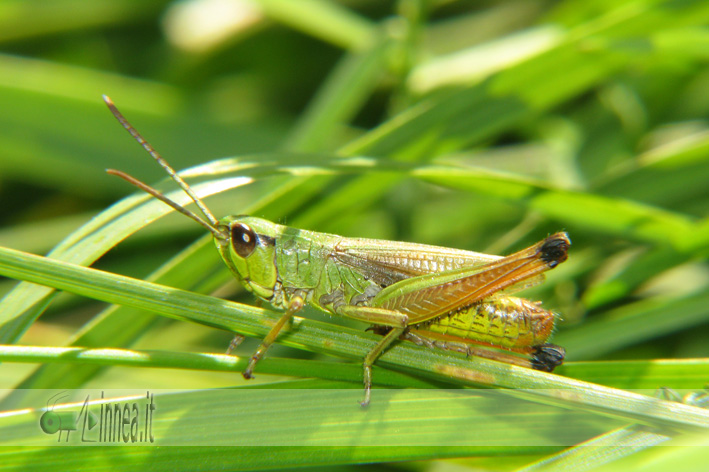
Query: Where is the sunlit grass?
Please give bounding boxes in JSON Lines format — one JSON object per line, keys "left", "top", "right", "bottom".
{"left": 1, "top": 1, "right": 708, "bottom": 470}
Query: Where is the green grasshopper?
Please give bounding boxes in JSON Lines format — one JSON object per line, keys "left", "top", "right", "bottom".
{"left": 103, "top": 95, "right": 570, "bottom": 406}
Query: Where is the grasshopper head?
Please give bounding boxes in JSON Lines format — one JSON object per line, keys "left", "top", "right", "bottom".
{"left": 215, "top": 215, "right": 280, "bottom": 301}
{"left": 102, "top": 96, "right": 281, "bottom": 303}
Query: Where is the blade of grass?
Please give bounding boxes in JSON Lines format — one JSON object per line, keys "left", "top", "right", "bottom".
{"left": 555, "top": 291, "right": 709, "bottom": 361}
{"left": 0, "top": 345, "right": 437, "bottom": 389}
{"left": 255, "top": 0, "right": 377, "bottom": 52}
{"left": 1, "top": 246, "right": 708, "bottom": 432}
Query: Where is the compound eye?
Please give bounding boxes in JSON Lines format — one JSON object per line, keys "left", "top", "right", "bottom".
{"left": 230, "top": 223, "right": 257, "bottom": 258}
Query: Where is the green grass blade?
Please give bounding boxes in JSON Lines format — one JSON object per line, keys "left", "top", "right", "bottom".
{"left": 1, "top": 246, "right": 709, "bottom": 432}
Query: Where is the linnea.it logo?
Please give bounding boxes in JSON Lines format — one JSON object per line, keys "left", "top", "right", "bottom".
{"left": 39, "top": 391, "right": 156, "bottom": 443}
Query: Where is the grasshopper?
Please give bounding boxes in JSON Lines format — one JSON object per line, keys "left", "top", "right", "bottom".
{"left": 102, "top": 95, "right": 570, "bottom": 406}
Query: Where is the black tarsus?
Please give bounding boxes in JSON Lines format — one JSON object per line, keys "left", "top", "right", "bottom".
{"left": 540, "top": 234, "right": 570, "bottom": 267}
{"left": 531, "top": 343, "right": 566, "bottom": 372}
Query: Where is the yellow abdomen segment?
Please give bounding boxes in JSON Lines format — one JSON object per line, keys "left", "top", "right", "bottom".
{"left": 418, "top": 297, "right": 556, "bottom": 349}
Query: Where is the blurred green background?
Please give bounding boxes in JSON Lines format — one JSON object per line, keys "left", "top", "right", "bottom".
{"left": 1, "top": 0, "right": 708, "bottom": 470}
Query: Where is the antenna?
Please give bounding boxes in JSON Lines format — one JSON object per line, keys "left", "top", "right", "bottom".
{"left": 102, "top": 95, "right": 226, "bottom": 239}
{"left": 106, "top": 169, "right": 225, "bottom": 238}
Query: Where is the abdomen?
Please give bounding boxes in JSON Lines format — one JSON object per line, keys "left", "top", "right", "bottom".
{"left": 413, "top": 297, "right": 557, "bottom": 349}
